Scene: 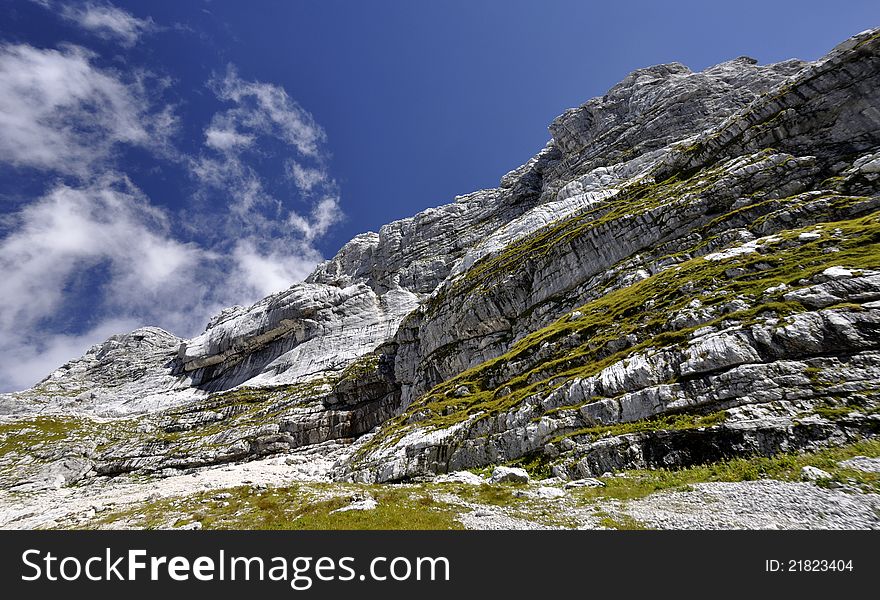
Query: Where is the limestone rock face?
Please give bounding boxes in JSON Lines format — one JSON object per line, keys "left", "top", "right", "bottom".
{"left": 2, "top": 28, "right": 880, "bottom": 491}
{"left": 177, "top": 282, "right": 419, "bottom": 390}
{"left": 0, "top": 327, "right": 195, "bottom": 417}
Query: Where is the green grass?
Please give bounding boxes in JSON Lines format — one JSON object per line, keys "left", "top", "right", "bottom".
{"left": 566, "top": 438, "right": 880, "bottom": 505}
{"left": 0, "top": 415, "right": 143, "bottom": 457}
{"left": 0, "top": 417, "right": 83, "bottom": 456}
{"left": 812, "top": 406, "right": 858, "bottom": 420}
{"left": 595, "top": 511, "right": 651, "bottom": 530}
{"left": 92, "top": 484, "right": 464, "bottom": 530}
{"left": 336, "top": 354, "right": 381, "bottom": 385}
{"left": 551, "top": 410, "right": 729, "bottom": 444}
{"left": 434, "top": 481, "right": 528, "bottom": 508}
{"left": 506, "top": 452, "right": 555, "bottom": 480}
{"left": 807, "top": 393, "right": 877, "bottom": 421}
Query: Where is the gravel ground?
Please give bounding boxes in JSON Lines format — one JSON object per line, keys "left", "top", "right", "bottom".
{"left": 839, "top": 456, "right": 880, "bottom": 473}
{"left": 457, "top": 508, "right": 559, "bottom": 530}
{"left": 622, "top": 480, "right": 880, "bottom": 530}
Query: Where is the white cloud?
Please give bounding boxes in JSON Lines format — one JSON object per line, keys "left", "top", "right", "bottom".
{"left": 0, "top": 176, "right": 205, "bottom": 333}
{"left": 230, "top": 240, "right": 321, "bottom": 299}
{"left": 0, "top": 173, "right": 326, "bottom": 390}
{"left": 289, "top": 161, "right": 327, "bottom": 194}
{"left": 191, "top": 67, "right": 338, "bottom": 217}
{"left": 0, "top": 43, "right": 176, "bottom": 176}
{"left": 288, "top": 196, "right": 344, "bottom": 242}
{"left": 60, "top": 2, "right": 155, "bottom": 47}
{"left": 205, "top": 125, "right": 254, "bottom": 152}
{"left": 209, "top": 66, "right": 326, "bottom": 157}
{"left": 0, "top": 54, "right": 344, "bottom": 391}
{"left": 189, "top": 67, "right": 345, "bottom": 294}
{"left": 0, "top": 177, "right": 220, "bottom": 391}
{"left": 0, "top": 317, "right": 142, "bottom": 391}
{"left": 189, "top": 153, "right": 270, "bottom": 215}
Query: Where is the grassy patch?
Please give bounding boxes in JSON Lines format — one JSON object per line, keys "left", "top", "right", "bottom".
{"left": 433, "top": 481, "right": 527, "bottom": 508}
{"left": 0, "top": 417, "right": 83, "bottom": 456}
{"left": 595, "top": 511, "right": 651, "bottom": 530}
{"left": 567, "top": 438, "right": 880, "bottom": 505}
{"left": 551, "top": 411, "right": 729, "bottom": 444}
{"left": 506, "top": 452, "right": 555, "bottom": 480}
{"left": 0, "top": 416, "right": 142, "bottom": 457}
{"left": 336, "top": 354, "right": 381, "bottom": 385}
{"left": 92, "top": 484, "right": 464, "bottom": 530}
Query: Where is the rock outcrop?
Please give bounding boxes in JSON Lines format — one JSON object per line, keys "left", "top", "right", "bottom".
{"left": 2, "top": 28, "right": 879, "bottom": 493}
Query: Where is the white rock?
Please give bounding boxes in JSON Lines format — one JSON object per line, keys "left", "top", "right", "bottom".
{"left": 764, "top": 283, "right": 788, "bottom": 295}
{"left": 435, "top": 471, "right": 485, "bottom": 485}
{"left": 452, "top": 385, "right": 471, "bottom": 398}
{"left": 821, "top": 266, "right": 853, "bottom": 280}
{"left": 564, "top": 478, "right": 606, "bottom": 489}
{"left": 704, "top": 236, "right": 780, "bottom": 261}
{"left": 533, "top": 486, "right": 565, "bottom": 499}
{"left": 12, "top": 457, "right": 93, "bottom": 491}
{"left": 801, "top": 466, "right": 833, "bottom": 481}
{"left": 858, "top": 157, "right": 880, "bottom": 173}
{"left": 489, "top": 466, "right": 530, "bottom": 484}
{"left": 331, "top": 497, "right": 378, "bottom": 513}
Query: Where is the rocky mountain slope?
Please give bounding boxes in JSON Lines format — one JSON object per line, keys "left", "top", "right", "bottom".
{"left": 2, "top": 29, "right": 879, "bottom": 524}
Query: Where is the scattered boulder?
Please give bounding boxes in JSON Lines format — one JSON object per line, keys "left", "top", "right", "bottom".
{"left": 435, "top": 471, "right": 485, "bottom": 485}
{"left": 331, "top": 495, "right": 378, "bottom": 513}
{"left": 452, "top": 385, "right": 471, "bottom": 398}
{"left": 564, "top": 478, "right": 606, "bottom": 489}
{"left": 800, "top": 466, "right": 833, "bottom": 481}
{"left": 533, "top": 486, "right": 565, "bottom": 499}
{"left": 820, "top": 266, "right": 853, "bottom": 281}
{"left": 489, "top": 466, "right": 530, "bottom": 484}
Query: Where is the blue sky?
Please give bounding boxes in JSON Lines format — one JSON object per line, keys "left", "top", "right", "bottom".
{"left": 0, "top": 0, "right": 877, "bottom": 391}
